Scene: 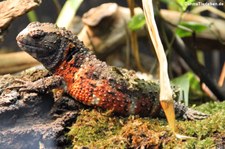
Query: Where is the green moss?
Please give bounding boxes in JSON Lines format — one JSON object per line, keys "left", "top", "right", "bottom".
{"left": 194, "top": 101, "right": 225, "bottom": 114}
{"left": 185, "top": 138, "right": 215, "bottom": 149}
{"left": 164, "top": 101, "right": 225, "bottom": 148}
{"left": 177, "top": 112, "right": 225, "bottom": 139}
{"left": 68, "top": 101, "right": 225, "bottom": 148}
{"left": 67, "top": 110, "right": 126, "bottom": 148}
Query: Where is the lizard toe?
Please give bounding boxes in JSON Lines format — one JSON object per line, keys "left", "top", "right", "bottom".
{"left": 184, "top": 108, "right": 209, "bottom": 120}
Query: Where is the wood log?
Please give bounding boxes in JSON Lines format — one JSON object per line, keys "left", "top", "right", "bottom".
{"left": 160, "top": 9, "right": 225, "bottom": 41}
{"left": 0, "top": 52, "right": 40, "bottom": 74}
{"left": 0, "top": 0, "right": 41, "bottom": 33}
{"left": 0, "top": 69, "right": 85, "bottom": 148}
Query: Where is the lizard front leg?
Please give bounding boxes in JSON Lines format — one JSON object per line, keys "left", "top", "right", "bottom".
{"left": 9, "top": 75, "right": 66, "bottom": 94}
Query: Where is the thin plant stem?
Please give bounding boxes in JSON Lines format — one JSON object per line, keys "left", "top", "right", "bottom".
{"left": 127, "top": 0, "right": 145, "bottom": 72}
{"left": 52, "top": 0, "right": 62, "bottom": 15}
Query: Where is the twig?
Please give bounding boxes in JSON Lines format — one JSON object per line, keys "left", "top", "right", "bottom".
{"left": 191, "top": 5, "right": 225, "bottom": 19}
{"left": 160, "top": 9, "right": 225, "bottom": 44}
{"left": 218, "top": 62, "right": 225, "bottom": 87}
{"left": 202, "top": 83, "right": 217, "bottom": 101}
{"left": 125, "top": 26, "right": 131, "bottom": 69}
{"left": 127, "top": 0, "right": 145, "bottom": 72}
{"left": 52, "top": 0, "right": 62, "bottom": 15}
{"left": 163, "top": 26, "right": 225, "bottom": 101}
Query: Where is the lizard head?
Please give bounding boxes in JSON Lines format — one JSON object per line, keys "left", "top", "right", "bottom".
{"left": 16, "top": 22, "right": 82, "bottom": 72}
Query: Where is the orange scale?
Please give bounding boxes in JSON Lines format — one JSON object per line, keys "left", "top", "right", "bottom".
{"left": 104, "top": 90, "right": 109, "bottom": 94}
{"left": 81, "top": 95, "right": 86, "bottom": 100}
{"left": 86, "top": 90, "right": 91, "bottom": 94}
{"left": 97, "top": 101, "right": 103, "bottom": 107}
{"left": 99, "top": 91, "right": 105, "bottom": 95}
{"left": 70, "top": 87, "right": 76, "bottom": 92}
{"left": 102, "top": 93, "right": 107, "bottom": 97}
{"left": 112, "top": 103, "right": 119, "bottom": 109}
{"left": 70, "top": 89, "right": 75, "bottom": 94}
{"left": 73, "top": 85, "right": 79, "bottom": 90}
{"left": 88, "top": 97, "right": 93, "bottom": 102}
{"left": 83, "top": 83, "right": 89, "bottom": 88}
{"left": 82, "top": 95, "right": 87, "bottom": 100}
{"left": 105, "top": 86, "right": 112, "bottom": 92}
{"left": 80, "top": 97, "right": 85, "bottom": 101}
{"left": 74, "top": 89, "right": 79, "bottom": 94}
{"left": 71, "top": 90, "right": 77, "bottom": 96}
{"left": 80, "top": 92, "right": 85, "bottom": 96}
{"left": 94, "top": 91, "right": 101, "bottom": 97}
{"left": 86, "top": 87, "right": 92, "bottom": 92}
{"left": 82, "top": 89, "right": 87, "bottom": 94}
{"left": 76, "top": 92, "right": 80, "bottom": 96}
{"left": 115, "top": 98, "right": 122, "bottom": 102}
{"left": 83, "top": 93, "right": 89, "bottom": 98}
{"left": 92, "top": 87, "right": 98, "bottom": 91}
{"left": 86, "top": 94, "right": 92, "bottom": 100}
{"left": 76, "top": 90, "right": 82, "bottom": 95}
{"left": 98, "top": 97, "right": 104, "bottom": 103}
{"left": 78, "top": 92, "right": 82, "bottom": 97}
{"left": 109, "top": 96, "right": 115, "bottom": 100}
{"left": 84, "top": 98, "right": 89, "bottom": 103}
{"left": 98, "top": 90, "right": 104, "bottom": 94}
{"left": 119, "top": 96, "right": 126, "bottom": 101}
{"left": 102, "top": 99, "right": 108, "bottom": 104}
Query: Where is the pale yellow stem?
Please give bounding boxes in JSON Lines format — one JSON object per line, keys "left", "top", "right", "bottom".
{"left": 142, "top": 0, "right": 194, "bottom": 139}
{"left": 142, "top": 0, "right": 175, "bottom": 133}
{"left": 142, "top": 0, "right": 173, "bottom": 102}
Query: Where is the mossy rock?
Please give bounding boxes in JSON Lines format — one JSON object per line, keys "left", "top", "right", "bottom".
{"left": 67, "top": 101, "right": 225, "bottom": 148}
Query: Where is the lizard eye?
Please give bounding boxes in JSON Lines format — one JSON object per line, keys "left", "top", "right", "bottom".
{"left": 29, "top": 30, "right": 46, "bottom": 39}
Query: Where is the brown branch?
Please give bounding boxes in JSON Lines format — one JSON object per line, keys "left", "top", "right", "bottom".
{"left": 160, "top": 9, "right": 225, "bottom": 43}
{"left": 0, "top": 52, "right": 40, "bottom": 74}
{"left": 78, "top": 3, "right": 145, "bottom": 54}
{"left": 218, "top": 62, "right": 225, "bottom": 87}
{"left": 0, "top": 0, "right": 41, "bottom": 33}
{"left": 163, "top": 25, "right": 225, "bottom": 101}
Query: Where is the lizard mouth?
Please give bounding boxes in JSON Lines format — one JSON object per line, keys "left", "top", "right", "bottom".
{"left": 17, "top": 41, "right": 44, "bottom": 59}
{"left": 17, "top": 41, "right": 39, "bottom": 51}
{"left": 16, "top": 33, "right": 42, "bottom": 51}
{"left": 17, "top": 40, "right": 26, "bottom": 48}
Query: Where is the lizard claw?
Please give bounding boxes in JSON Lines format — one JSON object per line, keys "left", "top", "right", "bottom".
{"left": 184, "top": 108, "right": 209, "bottom": 120}
{"left": 10, "top": 76, "right": 65, "bottom": 94}
{"left": 6, "top": 79, "right": 43, "bottom": 93}
{"left": 6, "top": 79, "right": 30, "bottom": 90}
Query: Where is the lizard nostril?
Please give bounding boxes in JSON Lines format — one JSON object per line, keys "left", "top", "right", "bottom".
{"left": 16, "top": 34, "right": 22, "bottom": 41}
{"left": 16, "top": 27, "right": 29, "bottom": 40}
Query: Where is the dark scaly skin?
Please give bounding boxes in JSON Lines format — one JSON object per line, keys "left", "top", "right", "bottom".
{"left": 16, "top": 22, "right": 207, "bottom": 119}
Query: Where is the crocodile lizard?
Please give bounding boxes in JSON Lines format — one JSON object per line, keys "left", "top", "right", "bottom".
{"left": 16, "top": 22, "right": 207, "bottom": 119}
